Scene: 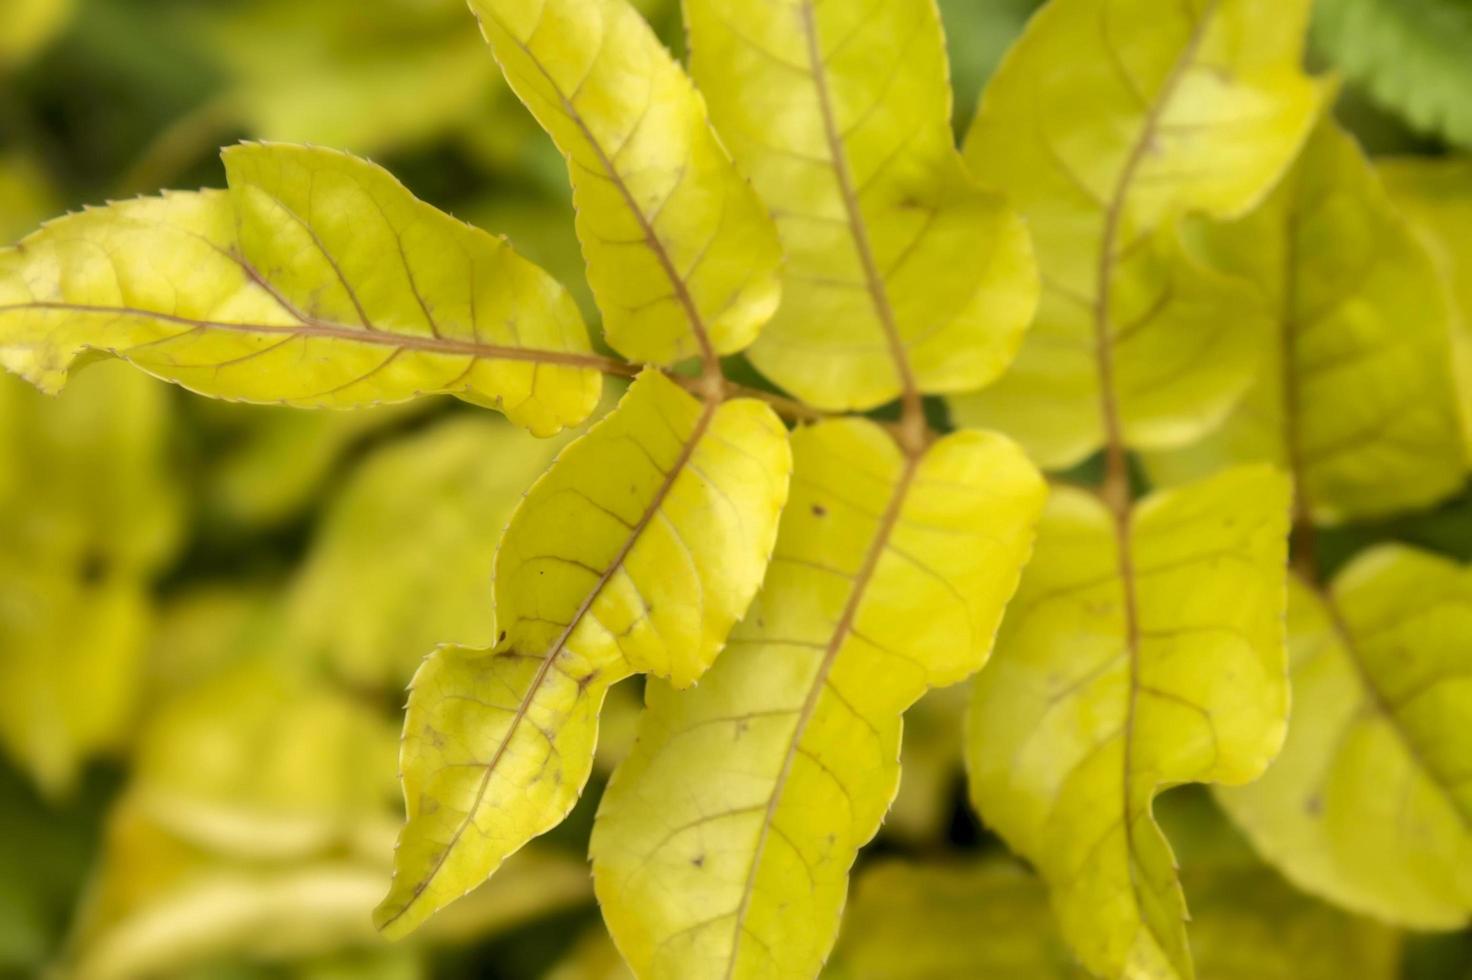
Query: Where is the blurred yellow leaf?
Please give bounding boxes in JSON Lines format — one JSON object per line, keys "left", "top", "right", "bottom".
{"left": 376, "top": 370, "right": 791, "bottom": 938}
{"left": 1217, "top": 549, "right": 1472, "bottom": 928}
{"left": 470, "top": 0, "right": 783, "bottom": 366}
{"left": 0, "top": 0, "right": 72, "bottom": 67}
{"left": 1145, "top": 120, "right": 1466, "bottom": 523}
{"left": 592, "top": 420, "right": 1045, "bottom": 979}
{"left": 967, "top": 466, "right": 1291, "bottom": 980}
{"left": 686, "top": 0, "right": 1037, "bottom": 410}
{"left": 0, "top": 362, "right": 182, "bottom": 796}
{"left": 824, "top": 852, "right": 1399, "bottom": 980}
{"left": 0, "top": 153, "right": 59, "bottom": 245}
{"left": 0, "top": 143, "right": 604, "bottom": 437}
{"left": 1379, "top": 155, "right": 1472, "bottom": 457}
{"left": 950, "top": 0, "right": 1328, "bottom": 468}
{"left": 287, "top": 414, "right": 570, "bottom": 691}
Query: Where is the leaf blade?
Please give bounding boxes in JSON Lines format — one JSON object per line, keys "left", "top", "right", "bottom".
{"left": 592, "top": 418, "right": 1045, "bottom": 978}
{"left": 1216, "top": 549, "right": 1472, "bottom": 928}
{"left": 686, "top": 0, "right": 1038, "bottom": 410}
{"left": 966, "top": 465, "right": 1291, "bottom": 979}
{"left": 950, "top": 0, "right": 1328, "bottom": 468}
{"left": 0, "top": 143, "right": 603, "bottom": 436}
{"left": 375, "top": 369, "right": 792, "bottom": 938}
{"left": 470, "top": 0, "right": 783, "bottom": 366}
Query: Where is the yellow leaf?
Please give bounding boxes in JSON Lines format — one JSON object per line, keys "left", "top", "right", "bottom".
{"left": 967, "top": 465, "right": 1291, "bottom": 980}
{"left": 591, "top": 418, "right": 1045, "bottom": 978}
{"left": 0, "top": 0, "right": 72, "bottom": 67}
{"left": 287, "top": 414, "right": 573, "bottom": 690}
{"left": 1378, "top": 155, "right": 1472, "bottom": 459}
{"left": 824, "top": 853, "right": 1400, "bottom": 980}
{"left": 0, "top": 143, "right": 604, "bottom": 437}
{"left": 0, "top": 362, "right": 182, "bottom": 796}
{"left": 375, "top": 369, "right": 791, "bottom": 938}
{"left": 1216, "top": 548, "right": 1472, "bottom": 928}
{"left": 685, "top": 0, "right": 1038, "bottom": 410}
{"left": 950, "top": 0, "right": 1328, "bottom": 468}
{"left": 1145, "top": 120, "right": 1466, "bottom": 523}
{"left": 470, "top": 0, "right": 783, "bottom": 365}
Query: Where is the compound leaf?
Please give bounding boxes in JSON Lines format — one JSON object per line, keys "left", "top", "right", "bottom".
{"left": 950, "top": 0, "right": 1328, "bottom": 468}
{"left": 1378, "top": 155, "right": 1472, "bottom": 457}
{"left": 967, "top": 465, "right": 1291, "bottom": 980}
{"left": 1313, "top": 0, "right": 1472, "bottom": 149}
{"left": 0, "top": 142, "right": 603, "bottom": 437}
{"left": 1216, "top": 549, "right": 1472, "bottom": 928}
{"left": 375, "top": 369, "right": 791, "bottom": 938}
{"left": 686, "top": 0, "right": 1038, "bottom": 410}
{"left": 591, "top": 418, "right": 1045, "bottom": 978}
{"left": 471, "top": 0, "right": 782, "bottom": 366}
{"left": 1145, "top": 120, "right": 1465, "bottom": 523}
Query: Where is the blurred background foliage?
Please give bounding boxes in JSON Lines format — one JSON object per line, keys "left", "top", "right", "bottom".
{"left": 1, "top": 0, "right": 1471, "bottom": 977}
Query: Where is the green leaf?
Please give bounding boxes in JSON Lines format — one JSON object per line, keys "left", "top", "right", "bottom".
{"left": 1312, "top": 0, "right": 1472, "bottom": 149}
{"left": 375, "top": 369, "right": 791, "bottom": 938}
{"left": 824, "top": 853, "right": 1401, "bottom": 980}
{"left": 1378, "top": 155, "right": 1472, "bottom": 459}
{"left": 0, "top": 143, "right": 604, "bottom": 437}
{"left": 1145, "top": 120, "right": 1466, "bottom": 523}
{"left": 286, "top": 413, "right": 575, "bottom": 690}
{"left": 591, "top": 418, "right": 1045, "bottom": 978}
{"left": 949, "top": 0, "right": 1328, "bottom": 469}
{"left": 470, "top": 0, "right": 783, "bottom": 366}
{"left": 685, "top": 0, "right": 1038, "bottom": 410}
{"left": 1216, "top": 548, "right": 1472, "bottom": 928}
{"left": 967, "top": 465, "right": 1292, "bottom": 980}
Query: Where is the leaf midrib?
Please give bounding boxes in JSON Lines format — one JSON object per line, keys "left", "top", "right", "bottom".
{"left": 723, "top": 450, "right": 920, "bottom": 977}
{"left": 1093, "top": 2, "right": 1217, "bottom": 969}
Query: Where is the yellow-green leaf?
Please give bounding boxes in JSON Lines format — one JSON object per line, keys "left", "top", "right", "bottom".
{"left": 0, "top": 362, "right": 182, "bottom": 796}
{"left": 0, "top": 143, "right": 603, "bottom": 437}
{"left": 591, "top": 418, "right": 1045, "bottom": 979}
{"left": 950, "top": 0, "right": 1328, "bottom": 469}
{"left": 1145, "top": 120, "right": 1465, "bottom": 523}
{"left": 1216, "top": 548, "right": 1472, "bottom": 928}
{"left": 686, "top": 0, "right": 1038, "bottom": 410}
{"left": 824, "top": 854, "right": 1400, "bottom": 980}
{"left": 376, "top": 369, "right": 791, "bottom": 938}
{"left": 1378, "top": 155, "right": 1472, "bottom": 457}
{"left": 967, "top": 465, "right": 1291, "bottom": 980}
{"left": 0, "top": 0, "right": 72, "bottom": 67}
{"left": 287, "top": 414, "right": 573, "bottom": 690}
{"left": 470, "top": 0, "right": 783, "bottom": 365}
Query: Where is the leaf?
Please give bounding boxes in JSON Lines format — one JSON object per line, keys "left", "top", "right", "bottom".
{"left": 1144, "top": 120, "right": 1466, "bottom": 524}
{"left": 287, "top": 413, "right": 575, "bottom": 690}
{"left": 1312, "top": 0, "right": 1472, "bottom": 149}
{"left": 684, "top": 0, "right": 1038, "bottom": 410}
{"left": 0, "top": 153, "right": 59, "bottom": 245}
{"left": 591, "top": 418, "right": 1046, "bottom": 978}
{"left": 1216, "top": 548, "right": 1472, "bottom": 928}
{"left": 0, "top": 0, "right": 73, "bottom": 66}
{"left": 823, "top": 853, "right": 1400, "bottom": 980}
{"left": 0, "top": 142, "right": 604, "bottom": 437}
{"left": 1378, "top": 155, "right": 1472, "bottom": 458}
{"left": 949, "top": 0, "right": 1328, "bottom": 469}
{"left": 375, "top": 369, "right": 792, "bottom": 938}
{"left": 966, "top": 465, "right": 1291, "bottom": 980}
{"left": 470, "top": 0, "right": 783, "bottom": 365}
{"left": 0, "top": 362, "right": 182, "bottom": 796}
{"left": 194, "top": 0, "right": 501, "bottom": 153}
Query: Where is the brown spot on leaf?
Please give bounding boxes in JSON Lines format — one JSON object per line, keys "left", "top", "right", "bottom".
{"left": 811, "top": 503, "right": 827, "bottom": 517}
